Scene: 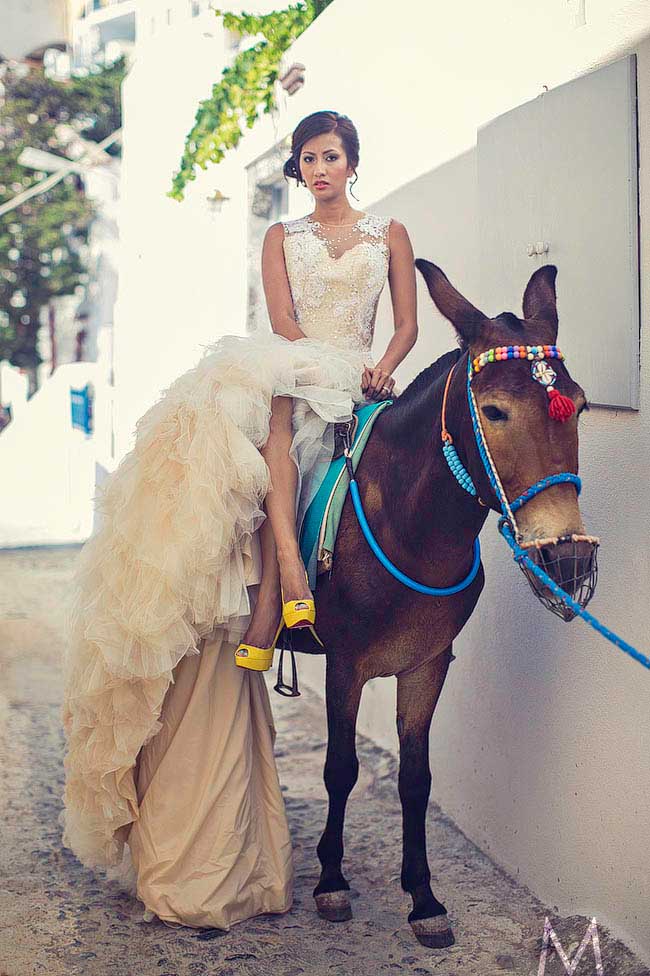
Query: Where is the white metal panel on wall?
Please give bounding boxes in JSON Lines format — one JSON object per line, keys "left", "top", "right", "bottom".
{"left": 477, "top": 54, "right": 639, "bottom": 408}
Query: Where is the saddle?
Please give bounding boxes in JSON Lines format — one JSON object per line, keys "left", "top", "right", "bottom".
{"left": 299, "top": 398, "right": 392, "bottom": 581}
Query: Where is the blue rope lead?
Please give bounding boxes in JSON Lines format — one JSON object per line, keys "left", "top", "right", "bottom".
{"left": 349, "top": 478, "right": 482, "bottom": 596}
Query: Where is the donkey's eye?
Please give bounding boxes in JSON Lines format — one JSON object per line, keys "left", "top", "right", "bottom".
{"left": 482, "top": 405, "right": 509, "bottom": 422}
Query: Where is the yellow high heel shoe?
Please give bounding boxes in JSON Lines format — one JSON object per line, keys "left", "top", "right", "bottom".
{"left": 281, "top": 569, "right": 324, "bottom": 648}
{"left": 234, "top": 619, "right": 284, "bottom": 672}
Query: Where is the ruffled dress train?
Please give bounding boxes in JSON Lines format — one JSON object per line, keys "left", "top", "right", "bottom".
{"left": 59, "top": 331, "right": 369, "bottom": 928}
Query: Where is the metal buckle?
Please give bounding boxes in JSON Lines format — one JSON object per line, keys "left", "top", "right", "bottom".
{"left": 333, "top": 416, "right": 357, "bottom": 460}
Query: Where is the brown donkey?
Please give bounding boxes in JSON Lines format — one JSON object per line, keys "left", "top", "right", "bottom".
{"left": 306, "top": 261, "right": 594, "bottom": 948}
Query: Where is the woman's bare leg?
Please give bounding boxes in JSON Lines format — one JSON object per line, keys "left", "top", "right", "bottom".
{"left": 240, "top": 396, "right": 311, "bottom": 647}
{"left": 240, "top": 513, "right": 281, "bottom": 648}
{"left": 261, "top": 396, "right": 313, "bottom": 600}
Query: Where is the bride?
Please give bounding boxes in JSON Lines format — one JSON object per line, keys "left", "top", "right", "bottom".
{"left": 59, "top": 109, "right": 418, "bottom": 930}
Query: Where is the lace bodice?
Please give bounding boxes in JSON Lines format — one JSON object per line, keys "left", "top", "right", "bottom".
{"left": 281, "top": 212, "right": 392, "bottom": 352}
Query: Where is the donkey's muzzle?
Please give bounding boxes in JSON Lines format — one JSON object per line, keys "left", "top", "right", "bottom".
{"left": 520, "top": 536, "right": 599, "bottom": 621}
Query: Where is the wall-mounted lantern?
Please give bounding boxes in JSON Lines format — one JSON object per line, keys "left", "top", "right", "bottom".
{"left": 206, "top": 188, "right": 231, "bottom": 216}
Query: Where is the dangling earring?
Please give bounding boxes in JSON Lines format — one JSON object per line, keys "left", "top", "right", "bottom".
{"left": 348, "top": 168, "right": 359, "bottom": 201}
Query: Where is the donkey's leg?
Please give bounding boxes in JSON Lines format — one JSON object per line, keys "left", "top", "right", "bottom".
{"left": 313, "top": 661, "right": 364, "bottom": 922}
{"left": 397, "top": 647, "right": 455, "bottom": 948}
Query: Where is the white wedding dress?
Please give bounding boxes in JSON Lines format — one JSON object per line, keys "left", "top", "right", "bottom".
{"left": 60, "top": 210, "right": 393, "bottom": 929}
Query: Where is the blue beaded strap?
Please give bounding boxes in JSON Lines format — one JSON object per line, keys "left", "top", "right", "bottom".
{"left": 442, "top": 441, "right": 477, "bottom": 496}
{"left": 442, "top": 417, "right": 581, "bottom": 513}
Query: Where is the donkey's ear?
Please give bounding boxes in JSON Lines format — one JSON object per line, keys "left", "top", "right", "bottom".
{"left": 415, "top": 258, "right": 489, "bottom": 345}
{"left": 522, "top": 265, "right": 559, "bottom": 340}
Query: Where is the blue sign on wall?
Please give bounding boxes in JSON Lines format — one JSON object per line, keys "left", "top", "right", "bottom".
{"left": 70, "top": 383, "right": 93, "bottom": 434}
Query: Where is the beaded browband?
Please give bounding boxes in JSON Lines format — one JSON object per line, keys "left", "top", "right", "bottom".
{"left": 471, "top": 344, "right": 575, "bottom": 422}
{"left": 471, "top": 343, "right": 563, "bottom": 373}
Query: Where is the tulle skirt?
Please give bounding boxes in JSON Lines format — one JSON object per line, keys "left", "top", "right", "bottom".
{"left": 59, "top": 331, "right": 371, "bottom": 928}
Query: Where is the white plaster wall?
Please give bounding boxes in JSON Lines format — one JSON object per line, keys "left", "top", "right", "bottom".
{"left": 81, "top": 162, "right": 121, "bottom": 371}
{"left": 0, "top": 363, "right": 109, "bottom": 546}
{"left": 113, "top": 0, "right": 281, "bottom": 457}
{"left": 0, "top": 362, "right": 29, "bottom": 422}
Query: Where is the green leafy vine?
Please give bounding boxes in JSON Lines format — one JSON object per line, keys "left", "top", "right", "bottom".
{"left": 168, "top": 0, "right": 333, "bottom": 201}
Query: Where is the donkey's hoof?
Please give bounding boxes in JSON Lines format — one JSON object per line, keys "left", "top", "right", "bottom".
{"left": 314, "top": 890, "right": 352, "bottom": 922}
{"left": 410, "top": 914, "right": 455, "bottom": 948}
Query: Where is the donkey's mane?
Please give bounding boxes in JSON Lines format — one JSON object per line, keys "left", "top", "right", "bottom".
{"left": 390, "top": 311, "right": 526, "bottom": 417}
{"left": 391, "top": 344, "right": 466, "bottom": 416}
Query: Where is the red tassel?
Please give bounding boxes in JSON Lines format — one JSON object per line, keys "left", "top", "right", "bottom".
{"left": 547, "top": 387, "right": 575, "bottom": 422}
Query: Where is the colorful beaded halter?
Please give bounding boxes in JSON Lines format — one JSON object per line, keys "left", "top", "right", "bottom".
{"left": 439, "top": 344, "right": 595, "bottom": 621}
{"left": 440, "top": 343, "right": 580, "bottom": 527}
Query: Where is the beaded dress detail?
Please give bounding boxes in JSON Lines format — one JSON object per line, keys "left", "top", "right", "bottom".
{"left": 282, "top": 213, "right": 391, "bottom": 351}
{"left": 60, "top": 211, "right": 393, "bottom": 932}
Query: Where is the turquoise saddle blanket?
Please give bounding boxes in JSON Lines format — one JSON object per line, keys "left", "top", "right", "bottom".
{"left": 298, "top": 398, "right": 392, "bottom": 587}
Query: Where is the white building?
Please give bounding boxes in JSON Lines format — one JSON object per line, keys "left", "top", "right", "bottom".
{"left": 98, "top": 0, "right": 650, "bottom": 962}
{"left": 69, "top": 0, "right": 136, "bottom": 69}
{"left": 0, "top": 0, "right": 128, "bottom": 544}
{"left": 0, "top": 0, "right": 67, "bottom": 61}
{"left": 112, "top": 0, "right": 266, "bottom": 458}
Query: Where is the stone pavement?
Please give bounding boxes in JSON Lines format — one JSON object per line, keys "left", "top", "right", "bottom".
{"left": 0, "top": 546, "right": 647, "bottom": 976}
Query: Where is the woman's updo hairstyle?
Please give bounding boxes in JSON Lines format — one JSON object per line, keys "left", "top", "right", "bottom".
{"left": 283, "top": 110, "right": 360, "bottom": 200}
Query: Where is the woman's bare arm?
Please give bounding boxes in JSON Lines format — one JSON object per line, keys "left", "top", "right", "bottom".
{"left": 261, "top": 223, "right": 306, "bottom": 341}
{"left": 363, "top": 218, "right": 418, "bottom": 398}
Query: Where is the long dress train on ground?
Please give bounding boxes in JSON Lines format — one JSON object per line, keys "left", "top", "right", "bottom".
{"left": 59, "top": 210, "right": 393, "bottom": 929}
